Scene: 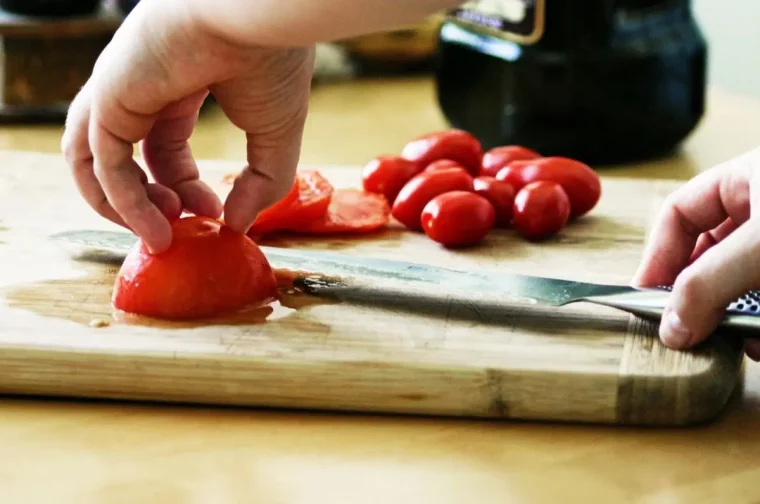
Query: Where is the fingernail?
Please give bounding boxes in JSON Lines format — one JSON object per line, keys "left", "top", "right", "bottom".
{"left": 660, "top": 310, "right": 692, "bottom": 348}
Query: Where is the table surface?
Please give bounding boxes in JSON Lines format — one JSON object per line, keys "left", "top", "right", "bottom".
{"left": 4, "top": 75, "right": 760, "bottom": 503}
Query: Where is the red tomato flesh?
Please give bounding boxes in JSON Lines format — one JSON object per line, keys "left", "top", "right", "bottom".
{"left": 361, "top": 156, "right": 421, "bottom": 205}
{"left": 401, "top": 129, "right": 483, "bottom": 176}
{"left": 391, "top": 167, "right": 475, "bottom": 230}
{"left": 421, "top": 191, "right": 495, "bottom": 248}
{"left": 496, "top": 157, "right": 600, "bottom": 218}
{"left": 473, "top": 176, "right": 516, "bottom": 227}
{"left": 512, "top": 181, "right": 571, "bottom": 240}
{"left": 248, "top": 170, "right": 334, "bottom": 235}
{"left": 292, "top": 189, "right": 391, "bottom": 234}
{"left": 112, "top": 216, "right": 278, "bottom": 320}
{"left": 480, "top": 145, "right": 541, "bottom": 178}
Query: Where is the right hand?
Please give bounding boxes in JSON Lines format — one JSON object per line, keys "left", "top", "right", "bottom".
{"left": 62, "top": 0, "right": 315, "bottom": 253}
{"left": 632, "top": 146, "right": 760, "bottom": 360}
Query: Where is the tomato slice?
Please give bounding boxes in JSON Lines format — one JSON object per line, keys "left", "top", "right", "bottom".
{"left": 292, "top": 189, "right": 390, "bottom": 234}
{"left": 248, "top": 170, "right": 334, "bottom": 235}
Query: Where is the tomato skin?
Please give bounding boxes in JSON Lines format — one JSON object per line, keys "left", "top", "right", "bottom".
{"left": 473, "top": 176, "right": 516, "bottom": 227}
{"left": 512, "top": 181, "right": 571, "bottom": 240}
{"left": 421, "top": 191, "right": 495, "bottom": 248}
{"left": 248, "top": 170, "right": 333, "bottom": 235}
{"left": 495, "top": 157, "right": 601, "bottom": 218}
{"left": 112, "top": 216, "right": 278, "bottom": 320}
{"left": 401, "top": 129, "right": 483, "bottom": 176}
{"left": 423, "top": 159, "right": 463, "bottom": 173}
{"left": 361, "top": 156, "right": 421, "bottom": 205}
{"left": 391, "top": 167, "right": 475, "bottom": 230}
{"left": 292, "top": 189, "right": 390, "bottom": 234}
{"left": 480, "top": 145, "right": 541, "bottom": 178}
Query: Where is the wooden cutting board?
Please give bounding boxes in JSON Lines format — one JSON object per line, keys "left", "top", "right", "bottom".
{"left": 0, "top": 150, "right": 744, "bottom": 426}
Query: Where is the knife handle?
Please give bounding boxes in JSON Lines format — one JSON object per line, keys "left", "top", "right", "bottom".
{"left": 583, "top": 286, "right": 760, "bottom": 335}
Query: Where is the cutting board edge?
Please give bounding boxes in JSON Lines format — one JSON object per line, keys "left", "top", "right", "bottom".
{"left": 0, "top": 338, "right": 742, "bottom": 427}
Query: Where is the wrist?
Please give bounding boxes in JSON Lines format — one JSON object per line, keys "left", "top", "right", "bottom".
{"left": 184, "top": 0, "right": 462, "bottom": 47}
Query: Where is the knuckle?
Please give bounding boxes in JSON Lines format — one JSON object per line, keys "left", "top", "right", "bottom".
{"left": 673, "top": 267, "right": 709, "bottom": 309}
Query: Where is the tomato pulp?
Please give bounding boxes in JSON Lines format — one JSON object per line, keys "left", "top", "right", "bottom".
{"left": 112, "top": 216, "right": 278, "bottom": 320}
{"left": 292, "top": 189, "right": 391, "bottom": 234}
{"left": 247, "top": 170, "right": 334, "bottom": 235}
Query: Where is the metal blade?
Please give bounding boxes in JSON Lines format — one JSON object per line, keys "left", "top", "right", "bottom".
{"left": 49, "top": 229, "right": 632, "bottom": 307}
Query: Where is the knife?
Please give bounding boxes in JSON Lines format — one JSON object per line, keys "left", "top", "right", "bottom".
{"left": 49, "top": 229, "right": 760, "bottom": 333}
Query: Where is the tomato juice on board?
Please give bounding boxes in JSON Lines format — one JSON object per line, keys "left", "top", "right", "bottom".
{"left": 436, "top": 0, "right": 707, "bottom": 166}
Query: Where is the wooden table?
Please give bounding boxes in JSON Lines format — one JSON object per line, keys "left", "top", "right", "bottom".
{"left": 3, "top": 76, "right": 760, "bottom": 503}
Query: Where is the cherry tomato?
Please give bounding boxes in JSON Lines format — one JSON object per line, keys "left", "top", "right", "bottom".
{"left": 424, "top": 159, "right": 463, "bottom": 173}
{"left": 391, "top": 167, "right": 474, "bottom": 230}
{"left": 496, "top": 157, "right": 601, "bottom": 218}
{"left": 512, "top": 181, "right": 571, "bottom": 240}
{"left": 112, "top": 216, "right": 278, "bottom": 320}
{"left": 480, "top": 145, "right": 541, "bottom": 177}
{"left": 473, "top": 176, "right": 516, "bottom": 227}
{"left": 361, "top": 156, "right": 422, "bottom": 204}
{"left": 421, "top": 191, "right": 495, "bottom": 248}
{"left": 401, "top": 129, "right": 483, "bottom": 176}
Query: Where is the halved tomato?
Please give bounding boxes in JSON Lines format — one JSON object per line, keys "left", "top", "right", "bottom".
{"left": 112, "top": 216, "right": 278, "bottom": 320}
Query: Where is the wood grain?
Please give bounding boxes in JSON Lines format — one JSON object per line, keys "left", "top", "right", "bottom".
{"left": 0, "top": 149, "right": 744, "bottom": 426}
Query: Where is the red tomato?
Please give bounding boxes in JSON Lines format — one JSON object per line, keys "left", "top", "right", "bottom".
{"left": 391, "top": 167, "right": 475, "bottom": 230}
{"left": 292, "top": 189, "right": 390, "bottom": 234}
{"left": 421, "top": 191, "right": 495, "bottom": 248}
{"left": 112, "top": 216, "right": 278, "bottom": 320}
{"left": 480, "top": 145, "right": 541, "bottom": 177}
{"left": 473, "top": 176, "right": 516, "bottom": 227}
{"left": 423, "top": 159, "right": 463, "bottom": 173}
{"left": 512, "top": 181, "right": 571, "bottom": 240}
{"left": 361, "top": 156, "right": 421, "bottom": 204}
{"left": 401, "top": 129, "right": 483, "bottom": 176}
{"left": 248, "top": 170, "right": 334, "bottom": 235}
{"left": 495, "top": 157, "right": 601, "bottom": 218}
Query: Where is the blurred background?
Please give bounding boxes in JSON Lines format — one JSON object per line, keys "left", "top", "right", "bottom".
{"left": 693, "top": 0, "right": 760, "bottom": 97}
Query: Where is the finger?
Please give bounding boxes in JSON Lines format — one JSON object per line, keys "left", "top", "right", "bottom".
{"left": 659, "top": 218, "right": 760, "bottom": 349}
{"left": 140, "top": 90, "right": 223, "bottom": 219}
{"left": 632, "top": 151, "right": 756, "bottom": 287}
{"left": 214, "top": 48, "right": 315, "bottom": 233}
{"left": 62, "top": 83, "right": 129, "bottom": 229}
{"left": 688, "top": 217, "right": 739, "bottom": 265}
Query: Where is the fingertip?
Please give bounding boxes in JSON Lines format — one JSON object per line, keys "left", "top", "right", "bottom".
{"left": 659, "top": 308, "right": 694, "bottom": 349}
{"left": 222, "top": 170, "right": 280, "bottom": 234}
{"left": 175, "top": 180, "right": 223, "bottom": 219}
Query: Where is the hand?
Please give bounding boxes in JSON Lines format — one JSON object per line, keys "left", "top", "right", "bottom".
{"left": 632, "top": 146, "right": 760, "bottom": 359}
{"left": 62, "top": 0, "right": 314, "bottom": 253}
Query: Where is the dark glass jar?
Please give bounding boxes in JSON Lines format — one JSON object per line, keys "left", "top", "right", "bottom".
{"left": 435, "top": 0, "right": 708, "bottom": 166}
{"left": 0, "top": 0, "right": 101, "bottom": 17}
{"left": 117, "top": 0, "right": 139, "bottom": 15}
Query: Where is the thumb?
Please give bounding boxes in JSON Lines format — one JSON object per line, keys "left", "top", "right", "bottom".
{"left": 660, "top": 218, "right": 760, "bottom": 349}
{"left": 213, "top": 47, "right": 315, "bottom": 234}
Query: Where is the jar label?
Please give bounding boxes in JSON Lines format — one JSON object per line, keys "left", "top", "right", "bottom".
{"left": 446, "top": 0, "right": 545, "bottom": 44}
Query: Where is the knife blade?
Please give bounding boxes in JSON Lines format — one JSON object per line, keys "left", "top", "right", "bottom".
{"left": 49, "top": 229, "right": 760, "bottom": 333}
